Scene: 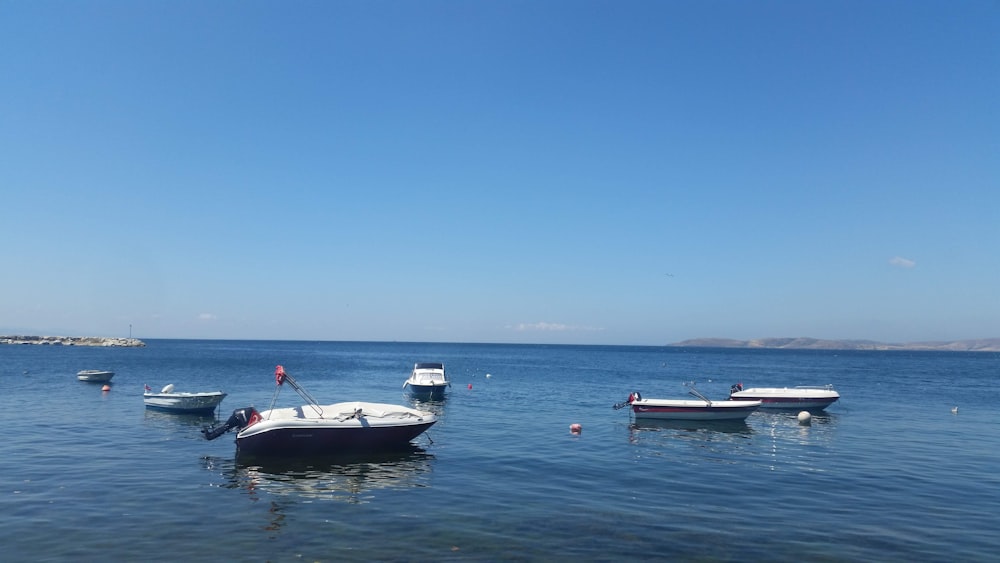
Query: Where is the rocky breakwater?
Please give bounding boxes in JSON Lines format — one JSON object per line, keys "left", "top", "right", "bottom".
{"left": 1, "top": 335, "right": 146, "bottom": 347}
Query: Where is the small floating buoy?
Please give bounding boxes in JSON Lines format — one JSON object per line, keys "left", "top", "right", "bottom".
{"left": 485, "top": 373, "right": 491, "bottom": 379}
{"left": 797, "top": 411, "right": 811, "bottom": 425}
{"left": 570, "top": 423, "right": 582, "bottom": 434}
{"left": 468, "top": 383, "right": 472, "bottom": 390}
{"left": 101, "top": 385, "right": 111, "bottom": 392}
{"left": 951, "top": 406, "right": 958, "bottom": 414}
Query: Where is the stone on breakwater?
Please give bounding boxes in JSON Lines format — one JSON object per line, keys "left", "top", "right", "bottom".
{"left": 0, "top": 335, "right": 146, "bottom": 347}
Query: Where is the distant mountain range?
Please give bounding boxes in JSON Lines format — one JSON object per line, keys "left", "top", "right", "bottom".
{"left": 668, "top": 337, "right": 1000, "bottom": 352}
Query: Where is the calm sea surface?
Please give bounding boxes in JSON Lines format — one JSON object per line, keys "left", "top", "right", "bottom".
{"left": 1, "top": 340, "right": 997, "bottom": 562}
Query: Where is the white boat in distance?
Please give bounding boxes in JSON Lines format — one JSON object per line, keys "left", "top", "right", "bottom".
{"left": 203, "top": 365, "right": 437, "bottom": 456}
{"left": 77, "top": 370, "right": 114, "bottom": 383}
{"left": 729, "top": 383, "right": 840, "bottom": 410}
{"left": 617, "top": 388, "right": 761, "bottom": 421}
{"left": 402, "top": 362, "right": 449, "bottom": 398}
{"left": 144, "top": 384, "right": 227, "bottom": 414}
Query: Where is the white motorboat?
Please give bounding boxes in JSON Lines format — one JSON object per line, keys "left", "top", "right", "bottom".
{"left": 617, "top": 388, "right": 761, "bottom": 421}
{"left": 143, "top": 384, "right": 227, "bottom": 414}
{"left": 402, "top": 362, "right": 449, "bottom": 398}
{"left": 729, "top": 383, "right": 840, "bottom": 410}
{"left": 203, "top": 365, "right": 437, "bottom": 456}
{"left": 77, "top": 370, "right": 114, "bottom": 383}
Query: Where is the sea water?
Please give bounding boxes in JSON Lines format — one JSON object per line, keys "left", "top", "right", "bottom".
{"left": 1, "top": 340, "right": 997, "bottom": 561}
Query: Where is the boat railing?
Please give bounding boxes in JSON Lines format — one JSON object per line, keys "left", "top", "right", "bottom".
{"left": 269, "top": 366, "right": 325, "bottom": 418}
{"left": 792, "top": 384, "right": 836, "bottom": 390}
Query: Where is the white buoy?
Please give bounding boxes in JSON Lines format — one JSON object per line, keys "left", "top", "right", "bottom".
{"left": 485, "top": 373, "right": 492, "bottom": 379}
{"left": 797, "top": 411, "right": 812, "bottom": 425}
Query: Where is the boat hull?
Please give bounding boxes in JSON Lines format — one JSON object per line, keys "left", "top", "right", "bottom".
{"left": 236, "top": 421, "right": 437, "bottom": 455}
{"left": 631, "top": 399, "right": 760, "bottom": 421}
{"left": 144, "top": 392, "right": 227, "bottom": 414}
{"left": 77, "top": 370, "right": 114, "bottom": 383}
{"left": 234, "top": 402, "right": 437, "bottom": 456}
{"left": 730, "top": 387, "right": 840, "bottom": 410}
{"left": 405, "top": 383, "right": 448, "bottom": 399}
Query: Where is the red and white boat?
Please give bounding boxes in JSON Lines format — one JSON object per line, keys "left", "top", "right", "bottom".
{"left": 729, "top": 383, "right": 840, "bottom": 410}
{"left": 203, "top": 366, "right": 437, "bottom": 456}
{"left": 617, "top": 388, "right": 760, "bottom": 421}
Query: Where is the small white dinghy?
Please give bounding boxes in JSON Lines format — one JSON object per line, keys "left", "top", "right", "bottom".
{"left": 144, "top": 383, "right": 227, "bottom": 414}
{"left": 77, "top": 370, "right": 114, "bottom": 383}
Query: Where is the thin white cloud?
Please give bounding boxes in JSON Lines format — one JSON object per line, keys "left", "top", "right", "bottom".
{"left": 510, "top": 322, "right": 603, "bottom": 332}
{"left": 198, "top": 313, "right": 218, "bottom": 321}
{"left": 889, "top": 256, "right": 916, "bottom": 269}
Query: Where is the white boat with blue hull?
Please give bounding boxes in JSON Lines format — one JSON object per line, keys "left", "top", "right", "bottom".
{"left": 403, "top": 362, "right": 450, "bottom": 398}
{"left": 729, "top": 383, "right": 840, "bottom": 410}
{"left": 144, "top": 384, "right": 227, "bottom": 414}
{"left": 203, "top": 366, "right": 437, "bottom": 456}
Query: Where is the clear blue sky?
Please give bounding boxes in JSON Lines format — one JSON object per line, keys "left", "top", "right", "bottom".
{"left": 2, "top": 1, "right": 997, "bottom": 345}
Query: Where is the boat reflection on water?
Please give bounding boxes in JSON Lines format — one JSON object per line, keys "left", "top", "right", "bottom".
{"left": 207, "top": 445, "right": 434, "bottom": 504}
{"left": 765, "top": 409, "right": 837, "bottom": 425}
{"left": 406, "top": 396, "right": 448, "bottom": 417}
{"left": 630, "top": 418, "right": 753, "bottom": 435}
{"left": 758, "top": 409, "right": 839, "bottom": 449}
{"left": 627, "top": 418, "right": 754, "bottom": 453}
{"left": 143, "top": 408, "right": 220, "bottom": 429}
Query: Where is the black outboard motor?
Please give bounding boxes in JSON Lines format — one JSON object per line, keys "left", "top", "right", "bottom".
{"left": 613, "top": 391, "right": 642, "bottom": 410}
{"left": 202, "top": 407, "right": 259, "bottom": 441}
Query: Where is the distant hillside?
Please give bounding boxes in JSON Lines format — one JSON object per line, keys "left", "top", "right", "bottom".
{"left": 668, "top": 337, "right": 1000, "bottom": 352}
